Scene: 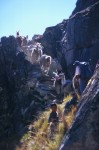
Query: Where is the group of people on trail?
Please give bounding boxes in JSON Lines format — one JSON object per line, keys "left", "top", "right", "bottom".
{"left": 73, "top": 61, "right": 92, "bottom": 95}
{"left": 15, "top": 31, "right": 98, "bottom": 136}
{"left": 53, "top": 60, "right": 92, "bottom": 103}
{"left": 48, "top": 59, "right": 95, "bottom": 135}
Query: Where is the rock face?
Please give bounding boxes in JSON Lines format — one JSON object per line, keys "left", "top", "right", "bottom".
{"left": 39, "top": 0, "right": 99, "bottom": 77}
{"left": 62, "top": 1, "right": 99, "bottom": 73}
{"left": 0, "top": 36, "right": 57, "bottom": 140}
{"left": 38, "top": 20, "right": 69, "bottom": 78}
{"left": 72, "top": 0, "right": 99, "bottom": 14}
{"left": 59, "top": 66, "right": 99, "bottom": 150}
{"left": 0, "top": 0, "right": 99, "bottom": 146}
{"left": 37, "top": 1, "right": 99, "bottom": 148}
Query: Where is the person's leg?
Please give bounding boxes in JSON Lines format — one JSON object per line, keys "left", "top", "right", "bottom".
{"left": 80, "top": 79, "right": 86, "bottom": 94}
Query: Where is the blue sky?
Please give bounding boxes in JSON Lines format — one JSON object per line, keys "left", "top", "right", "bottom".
{"left": 0, "top": 0, "right": 77, "bottom": 39}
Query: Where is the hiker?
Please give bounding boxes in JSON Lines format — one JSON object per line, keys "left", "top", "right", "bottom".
{"left": 73, "top": 61, "right": 92, "bottom": 95}
{"left": 62, "top": 92, "right": 78, "bottom": 131}
{"left": 48, "top": 102, "right": 59, "bottom": 135}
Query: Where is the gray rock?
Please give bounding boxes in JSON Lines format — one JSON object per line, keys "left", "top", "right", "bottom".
{"left": 0, "top": 36, "right": 57, "bottom": 139}
{"left": 59, "top": 67, "right": 99, "bottom": 150}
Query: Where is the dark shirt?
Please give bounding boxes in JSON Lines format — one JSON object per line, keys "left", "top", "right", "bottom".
{"left": 48, "top": 111, "right": 59, "bottom": 123}
{"left": 65, "top": 96, "right": 78, "bottom": 110}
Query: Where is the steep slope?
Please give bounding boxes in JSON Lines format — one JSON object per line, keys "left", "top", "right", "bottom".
{"left": 72, "top": 0, "right": 99, "bottom": 14}
{"left": 0, "top": 36, "right": 57, "bottom": 141}
{"left": 39, "top": 0, "right": 99, "bottom": 77}
{"left": 0, "top": 0, "right": 99, "bottom": 149}
{"left": 62, "top": 1, "right": 99, "bottom": 73}
{"left": 59, "top": 65, "right": 99, "bottom": 150}
{"left": 38, "top": 20, "right": 69, "bottom": 77}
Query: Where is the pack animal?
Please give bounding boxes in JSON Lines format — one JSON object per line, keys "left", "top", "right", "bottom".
{"left": 40, "top": 54, "right": 52, "bottom": 73}
{"left": 16, "top": 31, "right": 22, "bottom": 47}
{"left": 49, "top": 59, "right": 62, "bottom": 75}
{"left": 31, "top": 48, "right": 42, "bottom": 64}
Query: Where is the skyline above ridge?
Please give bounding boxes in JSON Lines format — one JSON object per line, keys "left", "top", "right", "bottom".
{"left": 0, "top": 0, "right": 77, "bottom": 39}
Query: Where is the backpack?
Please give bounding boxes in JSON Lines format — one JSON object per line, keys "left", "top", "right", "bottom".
{"left": 73, "top": 61, "right": 92, "bottom": 80}
{"left": 79, "top": 62, "right": 92, "bottom": 79}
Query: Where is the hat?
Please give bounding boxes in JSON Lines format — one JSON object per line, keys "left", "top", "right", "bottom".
{"left": 73, "top": 61, "right": 80, "bottom": 66}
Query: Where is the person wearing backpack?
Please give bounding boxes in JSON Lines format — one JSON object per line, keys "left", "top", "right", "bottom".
{"left": 73, "top": 61, "right": 92, "bottom": 94}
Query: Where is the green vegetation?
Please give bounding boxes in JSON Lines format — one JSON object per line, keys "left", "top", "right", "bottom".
{"left": 21, "top": 95, "right": 76, "bottom": 150}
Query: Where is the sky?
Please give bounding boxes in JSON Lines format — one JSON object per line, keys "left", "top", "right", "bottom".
{"left": 0, "top": 0, "right": 77, "bottom": 39}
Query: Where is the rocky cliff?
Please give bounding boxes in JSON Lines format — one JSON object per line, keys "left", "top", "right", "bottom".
{"left": 72, "top": 0, "right": 99, "bottom": 14}
{"left": 0, "top": 0, "right": 99, "bottom": 148}
{"left": 38, "top": 20, "right": 69, "bottom": 78}
{"left": 39, "top": 0, "right": 99, "bottom": 77}
{"left": 37, "top": 1, "right": 99, "bottom": 149}
{"left": 0, "top": 36, "right": 57, "bottom": 140}
{"left": 63, "top": 0, "right": 99, "bottom": 73}
{"left": 59, "top": 63, "right": 99, "bottom": 150}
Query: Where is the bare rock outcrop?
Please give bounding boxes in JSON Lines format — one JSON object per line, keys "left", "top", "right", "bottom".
{"left": 59, "top": 67, "right": 99, "bottom": 150}
{"left": 39, "top": 1, "right": 99, "bottom": 77}
{"left": 0, "top": 36, "right": 57, "bottom": 139}
{"left": 61, "top": 1, "right": 99, "bottom": 75}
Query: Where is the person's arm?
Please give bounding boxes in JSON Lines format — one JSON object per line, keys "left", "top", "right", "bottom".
{"left": 72, "top": 76, "right": 76, "bottom": 90}
{"left": 56, "top": 112, "right": 59, "bottom": 122}
{"left": 48, "top": 113, "right": 52, "bottom": 123}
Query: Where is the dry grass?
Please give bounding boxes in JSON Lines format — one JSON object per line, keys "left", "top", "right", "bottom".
{"left": 20, "top": 95, "right": 77, "bottom": 150}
